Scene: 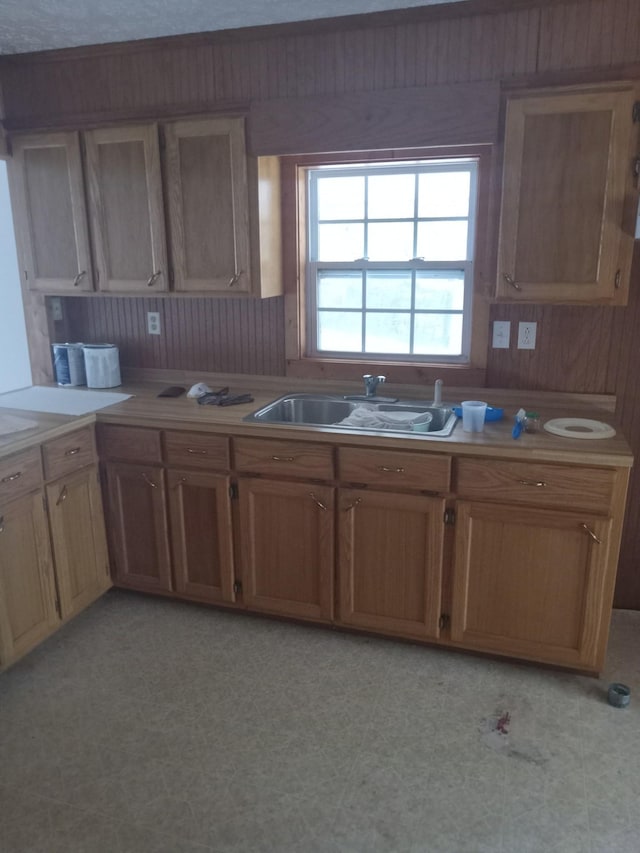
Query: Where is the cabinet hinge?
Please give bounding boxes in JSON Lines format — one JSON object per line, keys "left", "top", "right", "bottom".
{"left": 439, "top": 613, "right": 450, "bottom": 630}
{"left": 444, "top": 508, "right": 455, "bottom": 526}
{"left": 633, "top": 101, "right": 640, "bottom": 123}
{"left": 233, "top": 579, "right": 243, "bottom": 594}
{"left": 229, "top": 483, "right": 239, "bottom": 500}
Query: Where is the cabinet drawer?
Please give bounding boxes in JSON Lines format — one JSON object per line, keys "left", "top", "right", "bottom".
{"left": 43, "top": 427, "right": 95, "bottom": 480}
{"left": 98, "top": 425, "right": 162, "bottom": 463}
{"left": 0, "top": 446, "right": 42, "bottom": 504}
{"left": 455, "top": 459, "right": 615, "bottom": 512}
{"left": 338, "top": 447, "right": 451, "bottom": 493}
{"left": 164, "top": 431, "right": 230, "bottom": 470}
{"left": 234, "top": 438, "right": 334, "bottom": 480}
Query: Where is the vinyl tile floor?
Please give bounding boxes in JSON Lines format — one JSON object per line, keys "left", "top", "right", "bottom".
{"left": 1, "top": 590, "right": 639, "bottom": 853}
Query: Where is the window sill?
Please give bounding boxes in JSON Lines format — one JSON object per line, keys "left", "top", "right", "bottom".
{"left": 286, "top": 357, "right": 487, "bottom": 387}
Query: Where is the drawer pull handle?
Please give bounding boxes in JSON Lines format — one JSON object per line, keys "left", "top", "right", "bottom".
{"left": 1, "top": 471, "right": 22, "bottom": 484}
{"left": 146, "top": 270, "right": 162, "bottom": 287}
{"left": 56, "top": 485, "right": 68, "bottom": 506}
{"left": 271, "top": 455, "right": 295, "bottom": 462}
{"left": 581, "top": 523, "right": 602, "bottom": 544}
{"left": 343, "top": 497, "right": 363, "bottom": 511}
{"left": 72, "top": 270, "right": 86, "bottom": 287}
{"left": 64, "top": 447, "right": 81, "bottom": 457}
{"left": 517, "top": 479, "right": 547, "bottom": 487}
{"left": 141, "top": 473, "right": 158, "bottom": 489}
{"left": 377, "top": 465, "right": 405, "bottom": 474}
{"left": 309, "top": 492, "right": 327, "bottom": 511}
{"left": 186, "top": 448, "right": 208, "bottom": 455}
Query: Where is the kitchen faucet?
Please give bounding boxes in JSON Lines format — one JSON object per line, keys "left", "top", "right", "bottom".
{"left": 362, "top": 374, "right": 386, "bottom": 398}
{"left": 432, "top": 378, "right": 443, "bottom": 407}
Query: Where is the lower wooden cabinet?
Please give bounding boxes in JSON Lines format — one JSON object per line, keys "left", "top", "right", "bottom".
{"left": 104, "top": 462, "right": 172, "bottom": 592}
{"left": 238, "top": 478, "right": 334, "bottom": 621}
{"left": 46, "top": 466, "right": 111, "bottom": 620}
{"left": 168, "top": 469, "right": 235, "bottom": 603}
{"left": 451, "top": 501, "right": 612, "bottom": 669}
{"left": 0, "top": 492, "right": 58, "bottom": 667}
{"left": 338, "top": 489, "right": 445, "bottom": 639}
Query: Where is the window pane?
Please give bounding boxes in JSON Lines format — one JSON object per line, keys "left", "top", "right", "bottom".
{"left": 367, "top": 222, "right": 414, "bottom": 260}
{"left": 318, "top": 272, "right": 362, "bottom": 309}
{"left": 317, "top": 223, "right": 364, "bottom": 261}
{"left": 367, "top": 174, "right": 415, "bottom": 220}
{"left": 416, "top": 221, "right": 468, "bottom": 261}
{"left": 366, "top": 271, "right": 412, "bottom": 309}
{"left": 318, "top": 311, "right": 362, "bottom": 352}
{"left": 414, "top": 313, "right": 463, "bottom": 355}
{"left": 418, "top": 171, "right": 471, "bottom": 218}
{"left": 317, "top": 176, "right": 364, "bottom": 220}
{"left": 365, "top": 313, "right": 411, "bottom": 354}
{"left": 415, "top": 271, "right": 465, "bottom": 310}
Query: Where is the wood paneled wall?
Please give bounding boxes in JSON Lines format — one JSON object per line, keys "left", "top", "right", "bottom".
{"left": 63, "top": 297, "right": 286, "bottom": 376}
{"left": 3, "top": 0, "right": 640, "bottom": 606}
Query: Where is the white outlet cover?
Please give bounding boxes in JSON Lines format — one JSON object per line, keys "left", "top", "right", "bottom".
{"left": 492, "top": 320, "right": 510, "bottom": 349}
{"left": 147, "top": 311, "right": 161, "bottom": 335}
{"left": 517, "top": 321, "right": 537, "bottom": 350}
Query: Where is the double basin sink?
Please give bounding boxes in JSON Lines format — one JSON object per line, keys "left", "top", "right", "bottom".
{"left": 244, "top": 393, "right": 457, "bottom": 437}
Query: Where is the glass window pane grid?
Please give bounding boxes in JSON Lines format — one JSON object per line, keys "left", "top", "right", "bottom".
{"left": 307, "top": 160, "right": 477, "bottom": 362}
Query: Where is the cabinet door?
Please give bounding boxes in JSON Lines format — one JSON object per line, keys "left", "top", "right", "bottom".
{"left": 238, "top": 478, "right": 334, "bottom": 621}
{"left": 497, "top": 87, "right": 636, "bottom": 304}
{"left": 46, "top": 466, "right": 111, "bottom": 620}
{"left": 85, "top": 125, "right": 167, "bottom": 292}
{"left": 451, "top": 501, "right": 612, "bottom": 669}
{"left": 0, "top": 492, "right": 58, "bottom": 668}
{"left": 104, "top": 462, "right": 172, "bottom": 592}
{"left": 168, "top": 469, "right": 235, "bottom": 604}
{"left": 9, "top": 132, "right": 93, "bottom": 293}
{"left": 338, "top": 489, "right": 444, "bottom": 639}
{"left": 165, "top": 117, "right": 251, "bottom": 293}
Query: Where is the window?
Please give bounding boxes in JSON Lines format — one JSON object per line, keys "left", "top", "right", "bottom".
{"left": 306, "top": 158, "right": 478, "bottom": 364}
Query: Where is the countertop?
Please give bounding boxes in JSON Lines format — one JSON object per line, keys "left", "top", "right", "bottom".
{"left": 0, "top": 374, "right": 633, "bottom": 468}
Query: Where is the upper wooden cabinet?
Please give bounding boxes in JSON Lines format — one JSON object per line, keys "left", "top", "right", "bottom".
{"left": 85, "top": 124, "right": 168, "bottom": 293}
{"left": 496, "top": 85, "right": 638, "bottom": 304}
{"left": 9, "top": 132, "right": 93, "bottom": 293}
{"left": 164, "top": 117, "right": 282, "bottom": 297}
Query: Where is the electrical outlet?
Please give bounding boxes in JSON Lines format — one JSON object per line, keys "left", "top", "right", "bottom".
{"left": 51, "top": 297, "right": 63, "bottom": 322}
{"left": 517, "top": 321, "right": 537, "bottom": 350}
{"left": 147, "top": 311, "right": 161, "bottom": 335}
{"left": 492, "top": 320, "right": 510, "bottom": 349}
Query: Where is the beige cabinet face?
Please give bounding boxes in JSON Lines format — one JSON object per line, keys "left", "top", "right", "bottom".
{"left": 165, "top": 117, "right": 251, "bottom": 293}
{"left": 9, "top": 132, "right": 93, "bottom": 292}
{"left": 85, "top": 124, "right": 167, "bottom": 292}
{"left": 497, "top": 87, "right": 637, "bottom": 304}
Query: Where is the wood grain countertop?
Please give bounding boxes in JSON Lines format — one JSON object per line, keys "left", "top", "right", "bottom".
{"left": 0, "top": 373, "right": 633, "bottom": 468}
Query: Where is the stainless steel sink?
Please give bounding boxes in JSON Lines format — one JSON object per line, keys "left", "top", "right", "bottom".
{"left": 244, "top": 393, "right": 457, "bottom": 437}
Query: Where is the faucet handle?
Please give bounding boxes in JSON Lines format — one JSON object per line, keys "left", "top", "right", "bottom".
{"left": 376, "top": 375, "right": 386, "bottom": 384}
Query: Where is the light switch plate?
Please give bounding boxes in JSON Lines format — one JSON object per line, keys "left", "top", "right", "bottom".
{"left": 517, "top": 321, "right": 537, "bottom": 350}
{"left": 492, "top": 320, "right": 510, "bottom": 348}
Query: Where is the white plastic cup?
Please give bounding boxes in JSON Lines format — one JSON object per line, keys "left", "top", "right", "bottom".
{"left": 461, "top": 400, "right": 487, "bottom": 432}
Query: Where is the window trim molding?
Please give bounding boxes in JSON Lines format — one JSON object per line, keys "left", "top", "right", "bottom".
{"left": 281, "top": 144, "right": 494, "bottom": 386}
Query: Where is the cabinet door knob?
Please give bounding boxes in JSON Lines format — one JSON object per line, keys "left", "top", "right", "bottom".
{"left": 72, "top": 270, "right": 86, "bottom": 287}
{"left": 517, "top": 479, "right": 547, "bottom": 487}
{"left": 56, "top": 485, "right": 68, "bottom": 506}
{"left": 503, "top": 273, "right": 521, "bottom": 292}
{"left": 146, "top": 270, "right": 162, "bottom": 287}
{"left": 1, "top": 471, "right": 22, "bottom": 484}
{"left": 581, "top": 523, "right": 602, "bottom": 544}
{"left": 141, "top": 473, "right": 158, "bottom": 489}
{"left": 309, "top": 492, "right": 327, "bottom": 511}
{"left": 64, "top": 447, "right": 81, "bottom": 457}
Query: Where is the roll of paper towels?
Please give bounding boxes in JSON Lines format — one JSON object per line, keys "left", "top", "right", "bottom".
{"left": 83, "top": 344, "right": 121, "bottom": 388}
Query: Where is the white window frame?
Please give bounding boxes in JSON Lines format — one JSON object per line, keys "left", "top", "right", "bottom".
{"left": 305, "top": 158, "right": 479, "bottom": 364}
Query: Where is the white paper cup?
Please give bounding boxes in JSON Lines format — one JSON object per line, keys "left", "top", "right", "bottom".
{"left": 461, "top": 400, "right": 487, "bottom": 432}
